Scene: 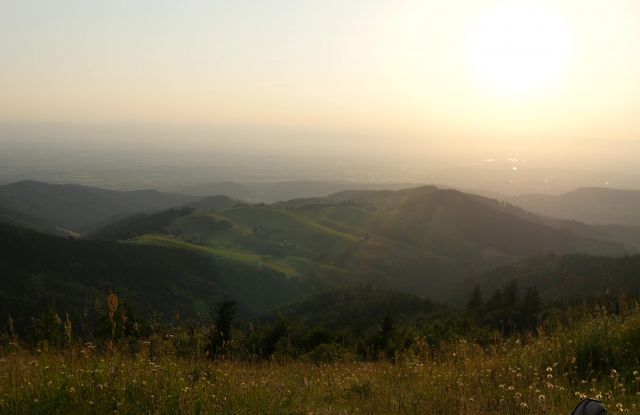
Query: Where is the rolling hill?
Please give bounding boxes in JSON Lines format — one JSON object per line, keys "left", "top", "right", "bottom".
{"left": 0, "top": 205, "right": 73, "bottom": 237}
{"left": 509, "top": 187, "right": 640, "bottom": 226}
{"left": 185, "top": 195, "right": 239, "bottom": 211}
{"left": 2, "top": 182, "right": 639, "bottom": 328}
{"left": 0, "top": 180, "right": 198, "bottom": 234}
{"left": 85, "top": 207, "right": 197, "bottom": 241}
{"left": 89, "top": 185, "right": 627, "bottom": 300}
{"left": 175, "top": 180, "right": 420, "bottom": 203}
{"left": 275, "top": 186, "right": 625, "bottom": 258}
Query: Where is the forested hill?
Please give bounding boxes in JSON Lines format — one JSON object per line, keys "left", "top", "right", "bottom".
{"left": 0, "top": 222, "right": 320, "bottom": 330}
{"left": 0, "top": 205, "right": 71, "bottom": 237}
{"left": 85, "top": 185, "right": 628, "bottom": 301}
{"left": 474, "top": 253, "right": 640, "bottom": 302}
{"left": 0, "top": 180, "right": 197, "bottom": 233}
{"left": 3, "top": 217, "right": 640, "bottom": 338}
{"left": 273, "top": 185, "right": 626, "bottom": 259}
{"left": 274, "top": 285, "right": 438, "bottom": 330}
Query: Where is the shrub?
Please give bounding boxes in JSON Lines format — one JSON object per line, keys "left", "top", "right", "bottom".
{"left": 303, "top": 342, "right": 352, "bottom": 363}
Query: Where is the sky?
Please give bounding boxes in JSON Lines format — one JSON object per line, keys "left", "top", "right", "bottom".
{"left": 1, "top": 0, "right": 640, "bottom": 175}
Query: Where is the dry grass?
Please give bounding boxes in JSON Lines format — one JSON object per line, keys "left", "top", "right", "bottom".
{"left": 1, "top": 307, "right": 640, "bottom": 414}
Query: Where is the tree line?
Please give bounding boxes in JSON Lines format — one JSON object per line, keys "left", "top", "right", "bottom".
{"left": 2, "top": 281, "right": 634, "bottom": 365}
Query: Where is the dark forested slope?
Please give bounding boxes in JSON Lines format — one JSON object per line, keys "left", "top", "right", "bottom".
{"left": 0, "top": 222, "right": 320, "bottom": 328}
{"left": 474, "top": 253, "right": 640, "bottom": 302}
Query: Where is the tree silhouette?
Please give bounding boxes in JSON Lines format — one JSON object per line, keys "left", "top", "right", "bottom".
{"left": 467, "top": 285, "right": 483, "bottom": 311}
{"left": 207, "top": 298, "right": 237, "bottom": 359}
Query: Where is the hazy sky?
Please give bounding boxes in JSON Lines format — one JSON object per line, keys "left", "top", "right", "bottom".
{"left": 1, "top": 0, "right": 639, "bottom": 155}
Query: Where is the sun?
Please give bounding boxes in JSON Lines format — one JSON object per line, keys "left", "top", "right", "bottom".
{"left": 467, "top": 2, "right": 571, "bottom": 96}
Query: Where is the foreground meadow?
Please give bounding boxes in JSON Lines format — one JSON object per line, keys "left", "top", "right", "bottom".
{"left": 2, "top": 306, "right": 640, "bottom": 415}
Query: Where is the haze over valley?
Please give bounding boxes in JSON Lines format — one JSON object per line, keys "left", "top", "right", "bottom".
{"left": 2, "top": 122, "right": 640, "bottom": 198}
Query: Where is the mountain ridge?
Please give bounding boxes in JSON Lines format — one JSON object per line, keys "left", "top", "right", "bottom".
{"left": 509, "top": 186, "right": 640, "bottom": 226}
{"left": 0, "top": 180, "right": 198, "bottom": 233}
{"left": 87, "top": 185, "right": 628, "bottom": 300}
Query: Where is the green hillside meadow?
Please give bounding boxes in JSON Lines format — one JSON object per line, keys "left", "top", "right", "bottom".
{"left": 104, "top": 186, "right": 628, "bottom": 304}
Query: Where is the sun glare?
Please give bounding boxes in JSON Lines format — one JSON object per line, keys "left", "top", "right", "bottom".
{"left": 467, "top": 2, "right": 571, "bottom": 96}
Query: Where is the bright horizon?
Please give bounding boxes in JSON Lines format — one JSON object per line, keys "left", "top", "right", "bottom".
{"left": 1, "top": 0, "right": 640, "bottom": 190}
{"left": 2, "top": 1, "right": 639, "bottom": 131}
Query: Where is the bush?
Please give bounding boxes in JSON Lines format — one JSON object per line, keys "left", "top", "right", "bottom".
{"left": 303, "top": 342, "right": 351, "bottom": 363}
{"left": 564, "top": 306, "right": 640, "bottom": 379}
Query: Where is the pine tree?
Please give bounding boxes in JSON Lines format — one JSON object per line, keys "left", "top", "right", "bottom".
{"left": 376, "top": 313, "right": 394, "bottom": 360}
{"left": 523, "top": 286, "right": 540, "bottom": 331}
{"left": 466, "top": 285, "right": 483, "bottom": 311}
{"left": 207, "top": 299, "right": 237, "bottom": 359}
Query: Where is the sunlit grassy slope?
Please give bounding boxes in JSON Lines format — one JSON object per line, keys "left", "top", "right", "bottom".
{"left": 126, "top": 203, "right": 453, "bottom": 298}
{"left": 130, "top": 233, "right": 346, "bottom": 280}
